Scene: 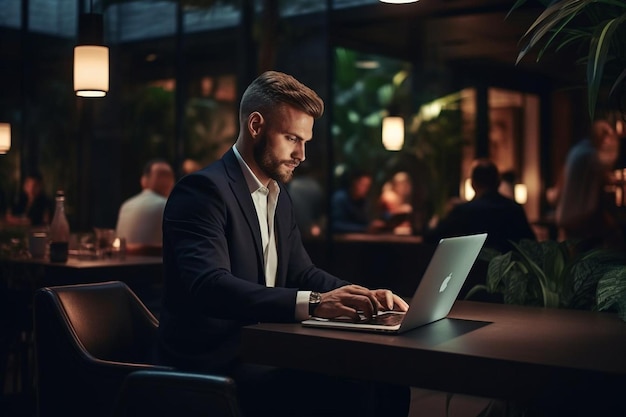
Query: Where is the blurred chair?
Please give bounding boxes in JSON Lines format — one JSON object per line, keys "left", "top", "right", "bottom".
{"left": 33, "top": 281, "right": 173, "bottom": 417}
{"left": 113, "top": 369, "right": 243, "bottom": 417}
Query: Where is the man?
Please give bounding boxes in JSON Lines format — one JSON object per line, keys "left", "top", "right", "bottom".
{"left": 115, "top": 159, "right": 175, "bottom": 253}
{"left": 158, "top": 71, "right": 410, "bottom": 417}
{"left": 424, "top": 158, "right": 535, "bottom": 253}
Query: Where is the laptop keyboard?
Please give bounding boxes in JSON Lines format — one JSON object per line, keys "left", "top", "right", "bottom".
{"left": 361, "top": 312, "right": 405, "bottom": 326}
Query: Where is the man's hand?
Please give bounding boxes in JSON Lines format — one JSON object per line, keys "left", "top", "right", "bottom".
{"left": 313, "top": 285, "right": 409, "bottom": 322}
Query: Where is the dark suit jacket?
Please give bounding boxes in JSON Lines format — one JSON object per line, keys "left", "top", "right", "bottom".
{"left": 423, "top": 191, "right": 536, "bottom": 254}
{"left": 158, "top": 149, "right": 349, "bottom": 372}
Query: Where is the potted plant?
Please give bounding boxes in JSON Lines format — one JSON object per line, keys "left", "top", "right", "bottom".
{"left": 511, "top": 0, "right": 626, "bottom": 119}
{"left": 467, "top": 239, "right": 626, "bottom": 321}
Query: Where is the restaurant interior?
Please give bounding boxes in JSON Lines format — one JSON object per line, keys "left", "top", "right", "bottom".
{"left": 1, "top": 0, "right": 626, "bottom": 416}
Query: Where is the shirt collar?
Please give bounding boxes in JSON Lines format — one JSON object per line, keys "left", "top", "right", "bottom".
{"left": 232, "top": 144, "right": 275, "bottom": 194}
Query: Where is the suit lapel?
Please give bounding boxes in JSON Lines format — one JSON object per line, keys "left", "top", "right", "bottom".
{"left": 222, "top": 149, "right": 264, "bottom": 279}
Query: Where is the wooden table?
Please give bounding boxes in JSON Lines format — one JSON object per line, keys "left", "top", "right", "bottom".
{"left": 2, "top": 254, "right": 163, "bottom": 288}
{"left": 242, "top": 301, "right": 626, "bottom": 414}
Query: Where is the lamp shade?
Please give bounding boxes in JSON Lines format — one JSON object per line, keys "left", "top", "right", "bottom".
{"left": 74, "top": 13, "right": 108, "bottom": 97}
{"left": 74, "top": 45, "right": 109, "bottom": 97}
{"left": 0, "top": 123, "right": 10, "bottom": 154}
{"left": 382, "top": 116, "right": 404, "bottom": 151}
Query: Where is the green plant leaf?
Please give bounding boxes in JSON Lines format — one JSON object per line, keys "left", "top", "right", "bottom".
{"left": 517, "top": 0, "right": 590, "bottom": 65}
{"left": 597, "top": 267, "right": 626, "bottom": 314}
{"left": 609, "top": 68, "right": 626, "bottom": 97}
{"left": 587, "top": 14, "right": 626, "bottom": 119}
{"left": 486, "top": 252, "right": 513, "bottom": 292}
{"left": 510, "top": 240, "right": 548, "bottom": 289}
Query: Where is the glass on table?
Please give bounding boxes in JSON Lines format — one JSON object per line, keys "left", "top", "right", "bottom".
{"left": 28, "top": 228, "right": 48, "bottom": 259}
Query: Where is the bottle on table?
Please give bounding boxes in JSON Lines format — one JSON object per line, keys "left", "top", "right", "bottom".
{"left": 49, "top": 190, "right": 70, "bottom": 263}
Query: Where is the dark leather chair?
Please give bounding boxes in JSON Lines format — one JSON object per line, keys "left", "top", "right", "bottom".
{"left": 33, "top": 280, "right": 172, "bottom": 417}
{"left": 113, "top": 369, "right": 243, "bottom": 417}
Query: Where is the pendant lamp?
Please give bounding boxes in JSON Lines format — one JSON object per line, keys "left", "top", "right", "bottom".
{"left": 382, "top": 116, "right": 404, "bottom": 151}
{"left": 0, "top": 123, "right": 10, "bottom": 154}
{"left": 74, "top": 13, "right": 109, "bottom": 97}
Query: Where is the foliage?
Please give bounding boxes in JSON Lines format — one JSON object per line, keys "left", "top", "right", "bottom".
{"left": 510, "top": 0, "right": 626, "bottom": 119}
{"left": 467, "top": 239, "right": 626, "bottom": 320}
{"left": 332, "top": 48, "right": 465, "bottom": 224}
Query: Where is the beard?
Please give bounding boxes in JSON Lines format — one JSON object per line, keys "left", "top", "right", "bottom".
{"left": 253, "top": 133, "right": 296, "bottom": 183}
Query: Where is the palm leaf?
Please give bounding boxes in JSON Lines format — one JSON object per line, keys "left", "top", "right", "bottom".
{"left": 609, "top": 68, "right": 626, "bottom": 97}
{"left": 587, "top": 15, "right": 626, "bottom": 119}
{"left": 517, "top": 0, "right": 591, "bottom": 64}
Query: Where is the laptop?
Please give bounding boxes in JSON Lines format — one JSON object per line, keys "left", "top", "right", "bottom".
{"left": 301, "top": 233, "right": 487, "bottom": 334}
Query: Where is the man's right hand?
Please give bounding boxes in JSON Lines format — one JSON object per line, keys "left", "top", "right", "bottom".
{"left": 313, "top": 285, "right": 384, "bottom": 322}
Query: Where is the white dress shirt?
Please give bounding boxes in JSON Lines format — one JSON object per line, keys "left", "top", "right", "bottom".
{"left": 232, "top": 145, "right": 311, "bottom": 319}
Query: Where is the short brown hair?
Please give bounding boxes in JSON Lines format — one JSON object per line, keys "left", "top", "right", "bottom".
{"left": 239, "top": 71, "right": 324, "bottom": 125}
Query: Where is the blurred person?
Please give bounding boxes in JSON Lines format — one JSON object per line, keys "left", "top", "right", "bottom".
{"left": 5, "top": 171, "right": 54, "bottom": 227}
{"left": 115, "top": 159, "right": 175, "bottom": 254}
{"left": 330, "top": 169, "right": 384, "bottom": 233}
{"left": 158, "top": 71, "right": 410, "bottom": 417}
{"left": 498, "top": 170, "right": 516, "bottom": 200}
{"left": 181, "top": 158, "right": 202, "bottom": 175}
{"left": 555, "top": 119, "right": 623, "bottom": 249}
{"left": 378, "top": 171, "right": 414, "bottom": 234}
{"left": 424, "top": 158, "right": 535, "bottom": 253}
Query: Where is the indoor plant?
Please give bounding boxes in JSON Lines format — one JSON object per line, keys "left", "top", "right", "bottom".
{"left": 511, "top": 0, "right": 626, "bottom": 119}
{"left": 467, "top": 239, "right": 626, "bottom": 320}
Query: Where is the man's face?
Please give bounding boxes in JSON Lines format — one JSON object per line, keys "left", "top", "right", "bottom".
{"left": 253, "top": 105, "right": 313, "bottom": 183}
{"left": 148, "top": 162, "right": 175, "bottom": 197}
{"left": 351, "top": 175, "right": 372, "bottom": 200}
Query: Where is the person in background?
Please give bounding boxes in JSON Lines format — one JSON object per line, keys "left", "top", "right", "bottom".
{"left": 330, "top": 169, "right": 384, "bottom": 233}
{"left": 115, "top": 159, "right": 175, "bottom": 255}
{"left": 181, "top": 158, "right": 202, "bottom": 175}
{"left": 555, "top": 119, "right": 623, "bottom": 249}
{"left": 378, "top": 171, "right": 414, "bottom": 234}
{"left": 158, "top": 71, "right": 410, "bottom": 417}
{"left": 5, "top": 171, "right": 54, "bottom": 227}
{"left": 424, "top": 158, "right": 535, "bottom": 253}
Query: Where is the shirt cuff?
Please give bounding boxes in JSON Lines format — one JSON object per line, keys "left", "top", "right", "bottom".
{"left": 295, "top": 291, "right": 311, "bottom": 321}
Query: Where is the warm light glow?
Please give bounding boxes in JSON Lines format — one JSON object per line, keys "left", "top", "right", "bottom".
{"left": 74, "top": 45, "right": 109, "bottom": 97}
{"left": 0, "top": 123, "right": 10, "bottom": 154}
{"left": 382, "top": 116, "right": 404, "bottom": 151}
{"left": 464, "top": 178, "right": 475, "bottom": 201}
{"left": 514, "top": 184, "right": 528, "bottom": 205}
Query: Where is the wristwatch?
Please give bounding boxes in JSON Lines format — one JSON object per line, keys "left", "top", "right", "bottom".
{"left": 308, "top": 291, "right": 322, "bottom": 316}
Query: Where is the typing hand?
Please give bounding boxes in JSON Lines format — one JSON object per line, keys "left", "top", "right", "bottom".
{"left": 313, "top": 285, "right": 407, "bottom": 322}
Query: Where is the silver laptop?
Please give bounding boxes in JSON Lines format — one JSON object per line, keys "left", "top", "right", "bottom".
{"left": 302, "top": 233, "right": 487, "bottom": 334}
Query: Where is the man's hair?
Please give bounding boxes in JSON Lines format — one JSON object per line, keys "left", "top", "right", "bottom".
{"left": 239, "top": 71, "right": 324, "bottom": 125}
{"left": 143, "top": 158, "right": 170, "bottom": 177}
{"left": 471, "top": 159, "right": 500, "bottom": 191}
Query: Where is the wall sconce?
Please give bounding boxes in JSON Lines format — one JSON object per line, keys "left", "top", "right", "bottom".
{"left": 0, "top": 123, "right": 10, "bottom": 154}
{"left": 74, "top": 13, "right": 109, "bottom": 97}
{"left": 382, "top": 116, "right": 404, "bottom": 151}
{"left": 514, "top": 184, "right": 528, "bottom": 205}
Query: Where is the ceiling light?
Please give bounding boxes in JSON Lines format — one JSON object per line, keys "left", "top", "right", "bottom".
{"left": 74, "top": 13, "right": 109, "bottom": 97}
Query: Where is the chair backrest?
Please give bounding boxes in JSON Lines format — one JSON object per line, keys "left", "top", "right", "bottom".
{"left": 113, "top": 370, "right": 243, "bottom": 417}
{"left": 34, "top": 280, "right": 170, "bottom": 417}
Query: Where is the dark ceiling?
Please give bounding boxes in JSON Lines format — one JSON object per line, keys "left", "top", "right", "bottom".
{"left": 331, "top": 0, "right": 583, "bottom": 84}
